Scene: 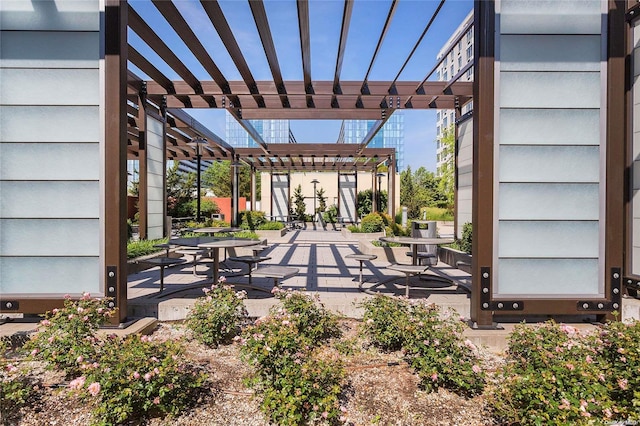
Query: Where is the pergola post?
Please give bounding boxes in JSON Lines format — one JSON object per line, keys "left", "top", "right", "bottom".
{"left": 371, "top": 170, "right": 377, "bottom": 213}
{"left": 231, "top": 156, "right": 240, "bottom": 226}
{"left": 388, "top": 154, "right": 396, "bottom": 218}
{"left": 105, "top": 0, "right": 128, "bottom": 323}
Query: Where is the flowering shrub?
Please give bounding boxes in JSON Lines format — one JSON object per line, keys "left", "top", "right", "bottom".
{"left": 70, "top": 334, "right": 207, "bottom": 426}
{"left": 360, "top": 295, "right": 485, "bottom": 396}
{"left": 402, "top": 303, "right": 486, "bottom": 396}
{"left": 0, "top": 340, "right": 39, "bottom": 420}
{"left": 25, "top": 293, "right": 116, "bottom": 375}
{"left": 359, "top": 295, "right": 411, "bottom": 351}
{"left": 490, "top": 321, "right": 615, "bottom": 424}
{"left": 240, "top": 291, "right": 345, "bottom": 425}
{"left": 592, "top": 319, "right": 640, "bottom": 420}
{"left": 273, "top": 288, "right": 341, "bottom": 343}
{"left": 185, "top": 279, "right": 248, "bottom": 347}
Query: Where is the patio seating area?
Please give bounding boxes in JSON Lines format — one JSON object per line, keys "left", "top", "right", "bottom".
{"left": 126, "top": 224, "right": 473, "bottom": 321}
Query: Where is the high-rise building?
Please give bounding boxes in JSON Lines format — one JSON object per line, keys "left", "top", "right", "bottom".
{"left": 435, "top": 11, "right": 474, "bottom": 175}
{"left": 225, "top": 112, "right": 295, "bottom": 147}
{"left": 338, "top": 112, "right": 404, "bottom": 171}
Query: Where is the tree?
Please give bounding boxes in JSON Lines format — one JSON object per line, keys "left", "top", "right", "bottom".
{"left": 166, "top": 162, "right": 196, "bottom": 218}
{"left": 202, "top": 161, "right": 260, "bottom": 199}
{"left": 316, "top": 187, "right": 327, "bottom": 213}
{"left": 400, "top": 166, "right": 448, "bottom": 218}
{"left": 357, "top": 189, "right": 387, "bottom": 217}
{"left": 291, "top": 184, "right": 307, "bottom": 221}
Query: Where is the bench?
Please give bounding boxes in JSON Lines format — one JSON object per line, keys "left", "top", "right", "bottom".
{"left": 345, "top": 253, "right": 377, "bottom": 287}
{"left": 141, "top": 257, "right": 187, "bottom": 292}
{"left": 228, "top": 255, "right": 271, "bottom": 285}
{"left": 387, "top": 264, "right": 428, "bottom": 298}
{"left": 175, "top": 248, "right": 207, "bottom": 277}
{"left": 251, "top": 266, "right": 299, "bottom": 288}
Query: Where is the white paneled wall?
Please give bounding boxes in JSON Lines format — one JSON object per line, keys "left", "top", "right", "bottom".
{"left": 494, "top": 0, "right": 604, "bottom": 298}
{"left": 271, "top": 174, "right": 289, "bottom": 221}
{"left": 633, "top": 22, "right": 640, "bottom": 275}
{"left": 145, "top": 115, "right": 165, "bottom": 240}
{"left": 0, "top": 0, "right": 103, "bottom": 295}
{"left": 456, "top": 116, "right": 473, "bottom": 239}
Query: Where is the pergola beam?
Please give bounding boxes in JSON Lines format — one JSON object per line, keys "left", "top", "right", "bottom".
{"left": 333, "top": 0, "right": 354, "bottom": 94}
{"left": 297, "top": 0, "right": 313, "bottom": 95}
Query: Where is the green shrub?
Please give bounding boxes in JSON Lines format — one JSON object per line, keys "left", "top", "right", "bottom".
{"left": 360, "top": 296, "right": 485, "bottom": 397}
{"left": 490, "top": 321, "right": 614, "bottom": 424}
{"left": 187, "top": 198, "right": 219, "bottom": 218}
{"left": 127, "top": 238, "right": 169, "bottom": 259}
{"left": 402, "top": 303, "right": 485, "bottom": 396}
{"left": 323, "top": 204, "right": 339, "bottom": 224}
{"left": 185, "top": 281, "right": 248, "bottom": 347}
{"left": 76, "top": 334, "right": 207, "bottom": 426}
{"left": 0, "top": 340, "right": 38, "bottom": 420}
{"left": 25, "top": 293, "right": 116, "bottom": 376}
{"left": 240, "top": 290, "right": 345, "bottom": 425}
{"left": 419, "top": 206, "right": 454, "bottom": 221}
{"left": 274, "top": 289, "right": 341, "bottom": 343}
{"left": 359, "top": 295, "right": 410, "bottom": 351}
{"left": 347, "top": 225, "right": 360, "bottom": 232}
{"left": 360, "top": 213, "right": 385, "bottom": 233}
{"left": 257, "top": 221, "right": 285, "bottom": 230}
{"left": 459, "top": 222, "right": 472, "bottom": 254}
{"left": 590, "top": 319, "right": 640, "bottom": 420}
{"left": 240, "top": 211, "right": 267, "bottom": 230}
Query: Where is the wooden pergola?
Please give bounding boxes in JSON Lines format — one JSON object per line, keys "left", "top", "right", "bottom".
{"left": 124, "top": 0, "right": 473, "bottom": 171}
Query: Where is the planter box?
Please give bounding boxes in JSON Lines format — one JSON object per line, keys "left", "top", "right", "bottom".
{"left": 358, "top": 240, "right": 411, "bottom": 264}
{"left": 342, "top": 228, "right": 386, "bottom": 241}
{"left": 438, "top": 246, "right": 472, "bottom": 273}
{"left": 254, "top": 228, "right": 287, "bottom": 239}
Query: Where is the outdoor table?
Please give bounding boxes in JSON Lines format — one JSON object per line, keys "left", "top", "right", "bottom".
{"left": 198, "top": 239, "right": 262, "bottom": 284}
{"left": 378, "top": 236, "right": 454, "bottom": 266}
{"left": 141, "top": 257, "right": 187, "bottom": 293}
{"left": 168, "top": 236, "right": 220, "bottom": 247}
{"left": 387, "top": 264, "right": 428, "bottom": 297}
{"left": 153, "top": 243, "right": 173, "bottom": 256}
{"left": 345, "top": 253, "right": 377, "bottom": 287}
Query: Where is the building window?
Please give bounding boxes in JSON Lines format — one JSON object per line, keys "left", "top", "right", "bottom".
{"left": 466, "top": 45, "right": 473, "bottom": 60}
{"left": 443, "top": 70, "right": 448, "bottom": 81}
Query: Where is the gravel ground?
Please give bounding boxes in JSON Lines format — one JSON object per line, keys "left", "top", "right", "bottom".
{"left": 3, "top": 320, "right": 502, "bottom": 426}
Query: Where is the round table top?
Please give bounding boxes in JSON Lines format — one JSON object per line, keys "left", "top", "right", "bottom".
{"left": 198, "top": 239, "right": 262, "bottom": 249}
{"left": 169, "top": 236, "right": 220, "bottom": 247}
{"left": 229, "top": 255, "right": 271, "bottom": 263}
{"left": 142, "top": 257, "right": 187, "bottom": 266}
{"left": 387, "top": 264, "right": 428, "bottom": 274}
{"left": 345, "top": 253, "right": 378, "bottom": 261}
{"left": 379, "top": 236, "right": 454, "bottom": 245}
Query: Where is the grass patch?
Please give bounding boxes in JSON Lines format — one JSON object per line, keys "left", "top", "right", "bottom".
{"left": 127, "top": 238, "right": 169, "bottom": 259}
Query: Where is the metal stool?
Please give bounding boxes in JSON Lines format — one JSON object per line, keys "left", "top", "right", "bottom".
{"left": 141, "top": 257, "right": 187, "bottom": 292}
{"left": 175, "top": 248, "right": 206, "bottom": 277}
{"left": 387, "top": 264, "right": 427, "bottom": 297}
{"left": 345, "top": 253, "right": 377, "bottom": 287}
{"left": 228, "top": 255, "right": 271, "bottom": 285}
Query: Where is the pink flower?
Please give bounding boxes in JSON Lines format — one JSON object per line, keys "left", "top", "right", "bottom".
{"left": 464, "top": 339, "right": 477, "bottom": 351}
{"left": 69, "top": 376, "right": 86, "bottom": 390}
{"left": 560, "top": 324, "right": 577, "bottom": 335}
{"left": 598, "top": 373, "right": 606, "bottom": 382}
{"left": 431, "top": 372, "right": 438, "bottom": 381}
{"left": 558, "top": 398, "right": 571, "bottom": 410}
{"left": 133, "top": 371, "right": 140, "bottom": 379}
{"left": 339, "top": 416, "right": 347, "bottom": 422}
{"left": 585, "top": 355, "right": 593, "bottom": 364}
{"left": 6, "top": 364, "right": 18, "bottom": 373}
{"left": 144, "top": 373, "right": 152, "bottom": 381}
{"left": 76, "top": 356, "right": 84, "bottom": 364}
{"left": 472, "top": 365, "right": 482, "bottom": 374}
{"left": 618, "top": 378, "right": 628, "bottom": 390}
{"left": 153, "top": 397, "right": 160, "bottom": 405}
{"left": 41, "top": 319, "right": 51, "bottom": 327}
{"left": 566, "top": 363, "right": 575, "bottom": 371}
{"left": 321, "top": 412, "right": 328, "bottom": 419}
{"left": 366, "top": 318, "right": 374, "bottom": 324}
{"left": 87, "top": 382, "right": 101, "bottom": 396}
{"left": 218, "top": 276, "right": 226, "bottom": 283}
{"left": 68, "top": 314, "right": 75, "bottom": 320}
{"left": 30, "top": 349, "right": 38, "bottom": 357}
{"left": 154, "top": 367, "right": 160, "bottom": 375}
{"left": 150, "top": 357, "right": 159, "bottom": 363}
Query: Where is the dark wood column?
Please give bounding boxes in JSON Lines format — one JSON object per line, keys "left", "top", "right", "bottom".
{"left": 104, "top": 0, "right": 128, "bottom": 323}
{"left": 605, "top": 0, "right": 626, "bottom": 319}
{"left": 471, "top": 0, "right": 495, "bottom": 327}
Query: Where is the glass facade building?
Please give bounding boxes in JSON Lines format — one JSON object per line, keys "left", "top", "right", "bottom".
{"left": 338, "top": 112, "right": 404, "bottom": 171}
{"left": 225, "top": 112, "right": 292, "bottom": 147}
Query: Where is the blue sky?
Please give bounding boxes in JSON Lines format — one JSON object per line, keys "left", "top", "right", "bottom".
{"left": 129, "top": 0, "right": 473, "bottom": 172}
